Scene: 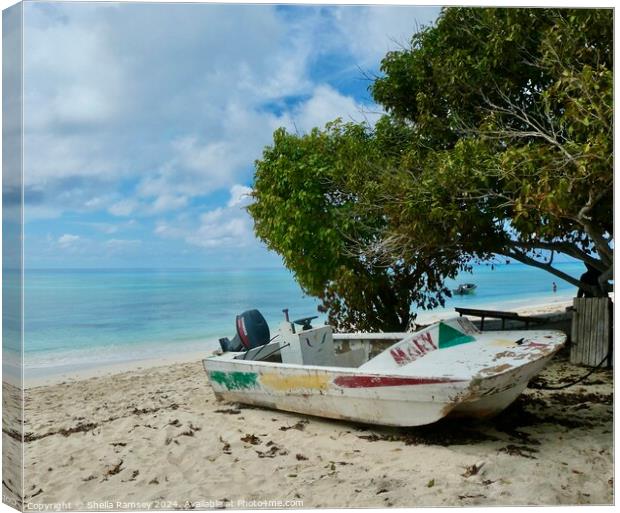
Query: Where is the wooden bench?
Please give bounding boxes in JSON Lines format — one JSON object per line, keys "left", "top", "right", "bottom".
{"left": 454, "top": 307, "right": 546, "bottom": 331}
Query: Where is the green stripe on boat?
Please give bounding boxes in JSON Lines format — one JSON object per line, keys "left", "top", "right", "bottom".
{"left": 209, "top": 371, "right": 259, "bottom": 390}
{"left": 438, "top": 322, "right": 475, "bottom": 349}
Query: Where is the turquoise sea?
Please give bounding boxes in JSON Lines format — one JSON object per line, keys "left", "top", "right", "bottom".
{"left": 20, "top": 262, "right": 584, "bottom": 376}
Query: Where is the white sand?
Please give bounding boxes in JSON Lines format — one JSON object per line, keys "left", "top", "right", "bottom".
{"left": 6, "top": 301, "right": 614, "bottom": 508}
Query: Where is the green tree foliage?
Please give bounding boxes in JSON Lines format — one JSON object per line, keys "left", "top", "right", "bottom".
{"left": 250, "top": 123, "right": 463, "bottom": 331}
{"left": 250, "top": 7, "right": 613, "bottom": 331}
{"left": 371, "top": 7, "right": 612, "bottom": 295}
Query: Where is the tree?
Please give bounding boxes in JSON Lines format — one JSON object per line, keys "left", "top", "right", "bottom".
{"left": 369, "top": 7, "right": 612, "bottom": 296}
{"left": 250, "top": 7, "right": 613, "bottom": 331}
{"left": 249, "top": 122, "right": 466, "bottom": 331}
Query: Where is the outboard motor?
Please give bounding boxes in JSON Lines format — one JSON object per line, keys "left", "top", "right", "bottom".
{"left": 219, "top": 309, "right": 270, "bottom": 352}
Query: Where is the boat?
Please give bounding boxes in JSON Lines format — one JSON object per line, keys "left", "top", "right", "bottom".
{"left": 454, "top": 283, "right": 477, "bottom": 295}
{"left": 202, "top": 309, "right": 565, "bottom": 427}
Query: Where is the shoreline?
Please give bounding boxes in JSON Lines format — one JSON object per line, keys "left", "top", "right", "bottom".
{"left": 22, "top": 297, "right": 576, "bottom": 388}
{"left": 24, "top": 349, "right": 215, "bottom": 389}
{"left": 415, "top": 295, "right": 574, "bottom": 324}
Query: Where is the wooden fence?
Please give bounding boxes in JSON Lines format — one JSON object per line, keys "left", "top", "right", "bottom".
{"left": 570, "top": 297, "right": 612, "bottom": 367}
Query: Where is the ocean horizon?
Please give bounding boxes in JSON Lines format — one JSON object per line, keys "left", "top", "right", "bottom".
{"left": 18, "top": 261, "right": 584, "bottom": 379}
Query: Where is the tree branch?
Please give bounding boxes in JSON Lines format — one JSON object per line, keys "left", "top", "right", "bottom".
{"left": 500, "top": 248, "right": 597, "bottom": 294}
{"left": 505, "top": 240, "right": 606, "bottom": 272}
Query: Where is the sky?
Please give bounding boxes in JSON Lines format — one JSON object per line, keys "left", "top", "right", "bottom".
{"left": 15, "top": 1, "right": 441, "bottom": 269}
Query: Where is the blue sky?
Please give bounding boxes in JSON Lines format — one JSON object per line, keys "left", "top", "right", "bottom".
{"left": 20, "top": 1, "right": 441, "bottom": 268}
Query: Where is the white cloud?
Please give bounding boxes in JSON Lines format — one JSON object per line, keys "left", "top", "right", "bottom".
{"left": 227, "top": 185, "right": 253, "bottom": 208}
{"left": 22, "top": 3, "right": 439, "bottom": 227}
{"left": 89, "top": 223, "right": 118, "bottom": 234}
{"left": 332, "top": 6, "right": 439, "bottom": 68}
{"left": 287, "top": 85, "right": 380, "bottom": 133}
{"left": 109, "top": 199, "right": 140, "bottom": 217}
{"left": 22, "top": 3, "right": 303, "bottom": 194}
{"left": 105, "top": 239, "right": 141, "bottom": 251}
{"left": 151, "top": 194, "right": 189, "bottom": 214}
{"left": 154, "top": 222, "right": 185, "bottom": 239}
{"left": 57, "top": 234, "right": 80, "bottom": 248}
{"left": 186, "top": 208, "right": 252, "bottom": 249}
{"left": 154, "top": 184, "right": 255, "bottom": 249}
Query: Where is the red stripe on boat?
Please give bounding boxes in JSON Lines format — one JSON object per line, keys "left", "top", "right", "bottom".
{"left": 333, "top": 376, "right": 464, "bottom": 388}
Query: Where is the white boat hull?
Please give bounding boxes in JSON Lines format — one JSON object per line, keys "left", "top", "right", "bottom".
{"left": 203, "top": 360, "right": 469, "bottom": 426}
{"left": 203, "top": 327, "right": 565, "bottom": 427}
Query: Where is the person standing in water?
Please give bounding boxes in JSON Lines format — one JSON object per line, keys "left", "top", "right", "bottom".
{"left": 552, "top": 282, "right": 557, "bottom": 293}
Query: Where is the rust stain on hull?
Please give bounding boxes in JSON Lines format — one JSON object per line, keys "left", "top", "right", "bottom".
{"left": 479, "top": 363, "right": 513, "bottom": 376}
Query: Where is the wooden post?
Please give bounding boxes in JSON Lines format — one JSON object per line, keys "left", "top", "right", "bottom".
{"left": 570, "top": 297, "right": 612, "bottom": 367}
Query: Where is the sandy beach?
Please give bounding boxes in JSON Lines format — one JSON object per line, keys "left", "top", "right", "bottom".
{"left": 7, "top": 302, "right": 614, "bottom": 509}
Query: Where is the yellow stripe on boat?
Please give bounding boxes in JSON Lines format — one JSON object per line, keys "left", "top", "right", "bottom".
{"left": 260, "top": 372, "right": 330, "bottom": 392}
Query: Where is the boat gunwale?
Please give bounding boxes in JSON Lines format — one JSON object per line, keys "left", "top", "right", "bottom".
{"left": 332, "top": 332, "right": 409, "bottom": 340}
{"left": 203, "top": 329, "right": 566, "bottom": 382}
{"left": 202, "top": 353, "right": 470, "bottom": 384}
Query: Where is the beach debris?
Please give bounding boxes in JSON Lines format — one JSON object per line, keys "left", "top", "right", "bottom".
{"left": 82, "top": 474, "right": 96, "bottom": 482}
{"left": 461, "top": 461, "right": 485, "bottom": 478}
{"left": 255, "top": 443, "right": 288, "bottom": 458}
{"left": 376, "top": 488, "right": 388, "bottom": 495}
{"left": 59, "top": 422, "right": 99, "bottom": 438}
{"left": 110, "top": 442, "right": 127, "bottom": 447}
{"left": 295, "top": 453, "right": 308, "bottom": 461}
{"left": 168, "top": 419, "right": 181, "bottom": 426}
{"left": 552, "top": 391, "right": 612, "bottom": 406}
{"left": 219, "top": 436, "right": 232, "bottom": 454}
{"left": 458, "top": 494, "right": 486, "bottom": 500}
{"left": 499, "top": 444, "right": 539, "bottom": 459}
{"left": 122, "top": 470, "right": 140, "bottom": 483}
{"left": 215, "top": 408, "right": 241, "bottom": 415}
{"left": 240, "top": 434, "right": 261, "bottom": 445}
{"left": 104, "top": 459, "right": 124, "bottom": 476}
{"left": 279, "top": 419, "right": 309, "bottom": 431}
{"left": 132, "top": 406, "right": 160, "bottom": 415}
{"left": 149, "top": 478, "right": 159, "bottom": 485}
{"left": 357, "top": 425, "right": 496, "bottom": 446}
{"left": 426, "top": 479, "right": 435, "bottom": 488}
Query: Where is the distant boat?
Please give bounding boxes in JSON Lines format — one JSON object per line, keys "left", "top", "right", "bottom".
{"left": 202, "top": 309, "right": 565, "bottom": 427}
{"left": 453, "top": 283, "right": 477, "bottom": 295}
